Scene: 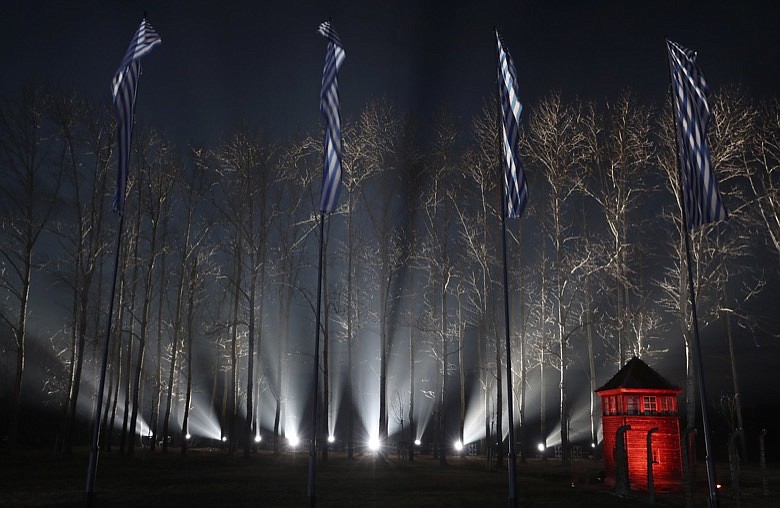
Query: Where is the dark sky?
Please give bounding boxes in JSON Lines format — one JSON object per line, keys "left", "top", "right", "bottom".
{"left": 5, "top": 1, "right": 780, "bottom": 453}
{"left": 5, "top": 0, "right": 779, "bottom": 146}
{"left": 4, "top": 1, "right": 780, "bottom": 409}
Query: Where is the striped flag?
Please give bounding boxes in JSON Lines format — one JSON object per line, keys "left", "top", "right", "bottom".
{"left": 318, "top": 21, "right": 345, "bottom": 213}
{"left": 667, "top": 40, "right": 727, "bottom": 228}
{"left": 496, "top": 30, "right": 529, "bottom": 219}
{"left": 111, "top": 18, "right": 162, "bottom": 214}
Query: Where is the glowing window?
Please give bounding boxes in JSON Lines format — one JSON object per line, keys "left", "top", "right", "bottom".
{"left": 643, "top": 396, "right": 657, "bottom": 413}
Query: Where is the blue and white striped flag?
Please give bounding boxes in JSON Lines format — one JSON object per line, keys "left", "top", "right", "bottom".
{"left": 496, "top": 30, "right": 528, "bottom": 219}
{"left": 318, "top": 21, "right": 345, "bottom": 213}
{"left": 111, "top": 18, "right": 161, "bottom": 214}
{"left": 667, "top": 39, "right": 727, "bottom": 228}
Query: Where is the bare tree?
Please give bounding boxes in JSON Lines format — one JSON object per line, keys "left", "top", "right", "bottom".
{"left": 161, "top": 153, "right": 209, "bottom": 453}
{"left": 747, "top": 98, "right": 780, "bottom": 266}
{"left": 0, "top": 86, "right": 62, "bottom": 452}
{"left": 127, "top": 128, "right": 176, "bottom": 457}
{"left": 47, "top": 91, "right": 112, "bottom": 455}
{"left": 209, "top": 127, "right": 276, "bottom": 457}
{"left": 268, "top": 135, "right": 318, "bottom": 454}
{"left": 582, "top": 92, "right": 655, "bottom": 365}
{"left": 179, "top": 248, "right": 212, "bottom": 455}
{"left": 419, "top": 111, "right": 459, "bottom": 466}
{"left": 355, "top": 100, "right": 406, "bottom": 447}
{"left": 697, "top": 88, "right": 760, "bottom": 459}
{"left": 525, "top": 92, "right": 588, "bottom": 466}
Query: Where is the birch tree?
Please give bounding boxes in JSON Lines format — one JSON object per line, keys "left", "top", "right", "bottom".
{"left": 0, "top": 87, "right": 61, "bottom": 452}
{"left": 525, "top": 92, "right": 588, "bottom": 466}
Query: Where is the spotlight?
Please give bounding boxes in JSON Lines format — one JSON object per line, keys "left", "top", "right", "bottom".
{"left": 222, "top": 436, "right": 227, "bottom": 442}
{"left": 537, "top": 443, "right": 545, "bottom": 452}
{"left": 454, "top": 440, "right": 463, "bottom": 452}
{"left": 254, "top": 435, "right": 262, "bottom": 443}
{"left": 327, "top": 435, "right": 335, "bottom": 443}
{"left": 414, "top": 439, "right": 421, "bottom": 446}
{"left": 591, "top": 442, "right": 596, "bottom": 448}
{"left": 368, "top": 436, "right": 381, "bottom": 451}
{"left": 185, "top": 433, "right": 191, "bottom": 440}
{"left": 288, "top": 435, "right": 300, "bottom": 447}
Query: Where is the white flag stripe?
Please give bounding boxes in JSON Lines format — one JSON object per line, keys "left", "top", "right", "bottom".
{"left": 111, "top": 19, "right": 161, "bottom": 214}
{"left": 667, "top": 40, "right": 727, "bottom": 228}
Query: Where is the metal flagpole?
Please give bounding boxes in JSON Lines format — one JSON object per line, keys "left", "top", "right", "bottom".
{"left": 680, "top": 194, "right": 719, "bottom": 508}
{"left": 494, "top": 27, "right": 528, "bottom": 506}
{"left": 85, "top": 16, "right": 159, "bottom": 505}
{"left": 665, "top": 39, "right": 719, "bottom": 508}
{"left": 85, "top": 212, "right": 125, "bottom": 507}
{"left": 501, "top": 189, "right": 518, "bottom": 508}
{"left": 497, "top": 98, "right": 518, "bottom": 508}
{"left": 308, "top": 211, "right": 326, "bottom": 508}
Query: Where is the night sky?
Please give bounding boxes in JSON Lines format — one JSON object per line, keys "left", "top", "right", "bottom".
{"left": 4, "top": 0, "right": 780, "bottom": 442}
{"left": 5, "top": 0, "right": 779, "bottom": 147}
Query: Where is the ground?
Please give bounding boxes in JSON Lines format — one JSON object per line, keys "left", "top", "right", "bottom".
{"left": 0, "top": 448, "right": 776, "bottom": 507}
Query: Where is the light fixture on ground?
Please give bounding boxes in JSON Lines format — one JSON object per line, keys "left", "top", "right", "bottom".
{"left": 454, "top": 440, "right": 463, "bottom": 452}
{"left": 185, "top": 433, "right": 191, "bottom": 440}
{"left": 288, "top": 435, "right": 299, "bottom": 447}
{"left": 255, "top": 435, "right": 262, "bottom": 443}
{"left": 327, "top": 435, "right": 335, "bottom": 443}
{"left": 368, "top": 436, "right": 381, "bottom": 451}
{"left": 537, "top": 443, "right": 545, "bottom": 452}
{"left": 414, "top": 439, "right": 421, "bottom": 446}
{"left": 222, "top": 436, "right": 227, "bottom": 442}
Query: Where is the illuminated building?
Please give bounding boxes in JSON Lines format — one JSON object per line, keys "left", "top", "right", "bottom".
{"left": 596, "top": 357, "right": 683, "bottom": 492}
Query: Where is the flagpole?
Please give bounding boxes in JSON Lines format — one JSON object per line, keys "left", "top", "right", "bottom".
{"left": 497, "top": 97, "right": 518, "bottom": 508}
{"left": 501, "top": 188, "right": 518, "bottom": 508}
{"left": 307, "top": 211, "right": 326, "bottom": 508}
{"left": 665, "top": 39, "right": 719, "bottom": 508}
{"left": 85, "top": 212, "right": 124, "bottom": 507}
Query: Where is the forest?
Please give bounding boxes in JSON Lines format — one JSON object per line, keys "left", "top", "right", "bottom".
{"left": 1, "top": 83, "right": 779, "bottom": 467}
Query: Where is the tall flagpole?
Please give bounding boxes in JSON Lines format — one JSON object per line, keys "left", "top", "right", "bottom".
{"left": 500, "top": 176, "right": 518, "bottom": 508}
{"left": 307, "top": 211, "right": 326, "bottom": 508}
{"left": 86, "top": 18, "right": 161, "bottom": 506}
{"left": 681, "top": 184, "right": 719, "bottom": 508}
{"left": 495, "top": 28, "right": 526, "bottom": 507}
{"left": 666, "top": 39, "right": 719, "bottom": 508}
{"left": 85, "top": 213, "right": 124, "bottom": 507}
{"left": 311, "top": 19, "right": 343, "bottom": 507}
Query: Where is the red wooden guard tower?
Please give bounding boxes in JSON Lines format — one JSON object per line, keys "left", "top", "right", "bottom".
{"left": 596, "top": 357, "right": 683, "bottom": 492}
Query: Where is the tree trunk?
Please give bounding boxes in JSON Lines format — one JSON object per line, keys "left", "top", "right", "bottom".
{"left": 408, "top": 270, "right": 415, "bottom": 462}
{"left": 228, "top": 245, "right": 241, "bottom": 458}
{"left": 378, "top": 237, "right": 389, "bottom": 444}
{"left": 458, "top": 290, "right": 465, "bottom": 454}
{"left": 162, "top": 236, "right": 187, "bottom": 454}
{"left": 495, "top": 309, "right": 503, "bottom": 467}
{"left": 7, "top": 249, "right": 32, "bottom": 453}
{"left": 181, "top": 256, "right": 198, "bottom": 456}
{"left": 439, "top": 275, "right": 449, "bottom": 466}
{"left": 721, "top": 294, "right": 746, "bottom": 460}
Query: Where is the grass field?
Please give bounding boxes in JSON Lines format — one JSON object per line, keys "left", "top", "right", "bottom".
{"left": 1, "top": 448, "right": 776, "bottom": 507}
